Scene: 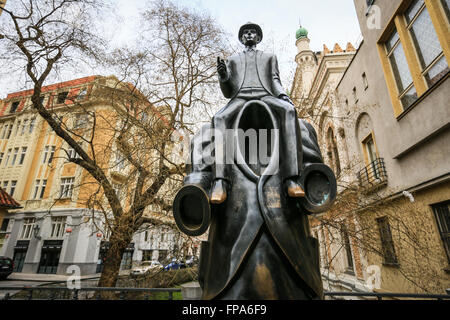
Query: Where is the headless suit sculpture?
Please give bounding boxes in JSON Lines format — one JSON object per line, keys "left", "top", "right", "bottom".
{"left": 173, "top": 22, "right": 337, "bottom": 300}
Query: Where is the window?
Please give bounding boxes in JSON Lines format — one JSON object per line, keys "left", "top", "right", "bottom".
{"left": 42, "top": 146, "right": 55, "bottom": 164}
{"left": 4, "top": 149, "right": 11, "bottom": 167}
{"left": 376, "top": 217, "right": 398, "bottom": 265}
{"left": 0, "top": 152, "right": 3, "bottom": 166}
{"left": 10, "top": 181, "right": 17, "bottom": 197}
{"left": 60, "top": 177, "right": 75, "bottom": 198}
{"left": 21, "top": 119, "right": 27, "bottom": 135}
{"left": 11, "top": 148, "right": 19, "bottom": 166}
{"left": 112, "top": 183, "right": 123, "bottom": 200}
{"left": 15, "top": 121, "right": 21, "bottom": 136}
{"left": 0, "top": 218, "right": 10, "bottom": 232}
{"left": 67, "top": 145, "right": 80, "bottom": 160}
{"left": 114, "top": 150, "right": 127, "bottom": 172}
{"left": 19, "top": 147, "right": 27, "bottom": 165}
{"left": 327, "top": 128, "right": 341, "bottom": 177}
{"left": 56, "top": 91, "right": 69, "bottom": 104}
{"left": 385, "top": 29, "right": 418, "bottom": 108}
{"left": 20, "top": 218, "right": 36, "bottom": 239}
{"left": 380, "top": 1, "right": 449, "bottom": 115}
{"left": 142, "top": 250, "right": 154, "bottom": 261}
{"left": 406, "top": 0, "right": 449, "bottom": 86}
{"left": 431, "top": 201, "right": 450, "bottom": 264}
{"left": 362, "top": 133, "right": 383, "bottom": 181}
{"left": 33, "top": 180, "right": 41, "bottom": 199}
{"left": 443, "top": 0, "right": 450, "bottom": 21}
{"left": 366, "top": 0, "right": 375, "bottom": 7}
{"left": 2, "top": 181, "right": 8, "bottom": 190}
{"left": 33, "top": 179, "right": 47, "bottom": 199}
{"left": 77, "top": 88, "right": 87, "bottom": 100}
{"left": 48, "top": 146, "right": 56, "bottom": 164}
{"left": 50, "top": 217, "right": 66, "bottom": 238}
{"left": 6, "top": 124, "right": 12, "bottom": 139}
{"left": 29, "top": 118, "right": 36, "bottom": 133}
{"left": 341, "top": 225, "right": 354, "bottom": 273}
{"left": 362, "top": 72, "right": 369, "bottom": 89}
{"left": 352, "top": 87, "right": 358, "bottom": 103}
{"left": 10, "top": 101, "right": 20, "bottom": 114}
{"left": 42, "top": 146, "right": 49, "bottom": 163}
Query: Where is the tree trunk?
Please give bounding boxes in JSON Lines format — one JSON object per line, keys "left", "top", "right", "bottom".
{"left": 98, "top": 230, "right": 133, "bottom": 288}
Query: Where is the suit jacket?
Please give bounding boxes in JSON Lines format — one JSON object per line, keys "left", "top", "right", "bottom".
{"left": 219, "top": 50, "right": 287, "bottom": 99}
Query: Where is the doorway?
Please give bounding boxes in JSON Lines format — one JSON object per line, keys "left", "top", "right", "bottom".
{"left": 38, "top": 240, "right": 63, "bottom": 274}
{"left": 12, "top": 241, "right": 30, "bottom": 273}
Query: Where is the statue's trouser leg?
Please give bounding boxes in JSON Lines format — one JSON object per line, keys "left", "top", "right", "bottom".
{"left": 212, "top": 98, "right": 247, "bottom": 181}
{"left": 261, "top": 96, "right": 302, "bottom": 180}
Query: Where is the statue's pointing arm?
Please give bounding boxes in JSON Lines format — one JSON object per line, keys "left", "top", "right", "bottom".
{"left": 217, "top": 57, "right": 234, "bottom": 98}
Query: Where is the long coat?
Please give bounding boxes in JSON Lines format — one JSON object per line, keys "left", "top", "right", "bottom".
{"left": 187, "top": 119, "right": 325, "bottom": 300}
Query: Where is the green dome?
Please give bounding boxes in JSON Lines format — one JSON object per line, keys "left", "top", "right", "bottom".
{"left": 296, "top": 27, "right": 308, "bottom": 40}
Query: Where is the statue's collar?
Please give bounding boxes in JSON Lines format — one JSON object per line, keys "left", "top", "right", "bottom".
{"left": 244, "top": 46, "right": 257, "bottom": 53}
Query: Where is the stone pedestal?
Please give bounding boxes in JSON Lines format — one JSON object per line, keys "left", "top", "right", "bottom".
{"left": 181, "top": 281, "right": 203, "bottom": 300}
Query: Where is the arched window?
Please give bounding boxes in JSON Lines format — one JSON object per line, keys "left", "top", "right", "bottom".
{"left": 327, "top": 127, "right": 341, "bottom": 176}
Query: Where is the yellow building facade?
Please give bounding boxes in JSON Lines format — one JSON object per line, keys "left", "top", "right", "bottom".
{"left": 0, "top": 75, "right": 193, "bottom": 275}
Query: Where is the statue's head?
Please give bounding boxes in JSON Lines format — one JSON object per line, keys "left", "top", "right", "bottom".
{"left": 239, "top": 22, "right": 263, "bottom": 46}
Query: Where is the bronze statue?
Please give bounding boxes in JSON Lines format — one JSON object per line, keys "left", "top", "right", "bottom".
{"left": 173, "top": 22, "right": 337, "bottom": 300}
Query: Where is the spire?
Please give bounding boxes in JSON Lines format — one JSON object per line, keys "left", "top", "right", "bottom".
{"left": 296, "top": 18, "right": 308, "bottom": 40}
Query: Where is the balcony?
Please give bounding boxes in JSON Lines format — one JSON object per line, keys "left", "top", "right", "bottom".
{"left": 357, "top": 158, "right": 388, "bottom": 193}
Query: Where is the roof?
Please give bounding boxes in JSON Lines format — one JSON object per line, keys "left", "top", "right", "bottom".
{"left": 0, "top": 187, "right": 21, "bottom": 209}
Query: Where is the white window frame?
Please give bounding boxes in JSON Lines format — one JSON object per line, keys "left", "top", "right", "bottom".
{"left": 20, "top": 218, "right": 36, "bottom": 240}
{"left": 10, "top": 180, "right": 17, "bottom": 197}
{"left": 50, "top": 216, "right": 67, "bottom": 238}
{"left": 4, "top": 149, "right": 11, "bottom": 167}
{"left": 11, "top": 148, "right": 19, "bottom": 166}
{"left": 60, "top": 177, "right": 75, "bottom": 199}
{"left": 19, "top": 147, "right": 27, "bottom": 165}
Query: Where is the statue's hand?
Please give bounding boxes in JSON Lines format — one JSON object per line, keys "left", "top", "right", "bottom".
{"left": 217, "top": 57, "right": 228, "bottom": 79}
{"left": 279, "top": 94, "right": 294, "bottom": 106}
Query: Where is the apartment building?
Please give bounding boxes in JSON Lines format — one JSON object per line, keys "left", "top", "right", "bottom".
{"left": 292, "top": 0, "right": 449, "bottom": 294}
{"left": 0, "top": 75, "right": 196, "bottom": 275}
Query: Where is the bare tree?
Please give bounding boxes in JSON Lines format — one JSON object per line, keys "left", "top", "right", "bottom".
{"left": 0, "top": 0, "right": 229, "bottom": 288}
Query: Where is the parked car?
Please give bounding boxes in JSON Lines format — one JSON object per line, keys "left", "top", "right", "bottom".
{"left": 164, "top": 259, "right": 185, "bottom": 271}
{"left": 131, "top": 261, "right": 163, "bottom": 276}
{"left": 185, "top": 256, "right": 198, "bottom": 268}
{"left": 0, "top": 256, "right": 13, "bottom": 280}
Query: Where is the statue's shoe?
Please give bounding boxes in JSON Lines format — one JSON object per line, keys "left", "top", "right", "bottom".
{"left": 286, "top": 179, "right": 306, "bottom": 198}
{"left": 211, "top": 179, "right": 228, "bottom": 204}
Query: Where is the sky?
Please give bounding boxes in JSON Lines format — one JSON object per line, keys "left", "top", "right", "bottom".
{"left": 0, "top": 0, "right": 362, "bottom": 97}
{"left": 111, "top": 0, "right": 362, "bottom": 89}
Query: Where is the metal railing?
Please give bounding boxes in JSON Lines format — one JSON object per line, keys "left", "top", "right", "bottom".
{"left": 324, "top": 291, "right": 450, "bottom": 300}
{"left": 1, "top": 286, "right": 449, "bottom": 300}
{"left": 357, "top": 158, "right": 387, "bottom": 189}
{"left": 0, "top": 286, "right": 181, "bottom": 300}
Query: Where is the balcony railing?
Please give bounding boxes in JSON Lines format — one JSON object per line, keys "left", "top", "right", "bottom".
{"left": 357, "top": 158, "right": 387, "bottom": 190}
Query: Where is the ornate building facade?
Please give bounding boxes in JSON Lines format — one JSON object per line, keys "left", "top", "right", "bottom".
{"left": 0, "top": 76, "right": 198, "bottom": 275}
{"left": 292, "top": 0, "right": 450, "bottom": 295}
